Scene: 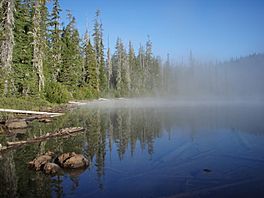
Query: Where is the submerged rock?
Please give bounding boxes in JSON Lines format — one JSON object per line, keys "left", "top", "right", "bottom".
{"left": 43, "top": 163, "right": 62, "bottom": 174}
{"left": 28, "top": 152, "right": 54, "bottom": 171}
{"left": 6, "top": 120, "right": 27, "bottom": 129}
{"left": 203, "top": 168, "right": 212, "bottom": 173}
{"left": 57, "top": 152, "right": 89, "bottom": 169}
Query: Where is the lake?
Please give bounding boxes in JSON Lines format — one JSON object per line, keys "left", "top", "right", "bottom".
{"left": 1, "top": 98, "right": 264, "bottom": 198}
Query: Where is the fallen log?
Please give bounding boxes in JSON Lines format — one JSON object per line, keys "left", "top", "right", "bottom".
{"left": 0, "top": 127, "right": 84, "bottom": 152}
{"left": 11, "top": 114, "right": 56, "bottom": 122}
{"left": 7, "top": 127, "right": 84, "bottom": 146}
{"left": 0, "top": 108, "right": 64, "bottom": 117}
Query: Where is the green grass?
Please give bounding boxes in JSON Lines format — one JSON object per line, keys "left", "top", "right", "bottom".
{"left": 0, "top": 96, "right": 53, "bottom": 111}
{"left": 0, "top": 97, "right": 56, "bottom": 121}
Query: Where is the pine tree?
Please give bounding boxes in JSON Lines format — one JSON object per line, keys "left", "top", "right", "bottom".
{"left": 93, "top": 10, "right": 107, "bottom": 93}
{"left": 120, "top": 44, "right": 130, "bottom": 96}
{"left": 151, "top": 56, "right": 161, "bottom": 93}
{"left": 112, "top": 38, "right": 122, "bottom": 94}
{"left": 59, "top": 11, "right": 82, "bottom": 90}
{"left": 137, "top": 44, "right": 145, "bottom": 93}
{"left": 145, "top": 36, "right": 153, "bottom": 91}
{"left": 128, "top": 41, "right": 138, "bottom": 95}
{"left": 112, "top": 38, "right": 130, "bottom": 96}
{"left": 12, "top": 0, "right": 37, "bottom": 96}
{"left": 49, "top": 0, "right": 62, "bottom": 81}
{"left": 0, "top": 0, "right": 15, "bottom": 95}
{"left": 106, "top": 42, "right": 112, "bottom": 90}
{"left": 83, "top": 30, "right": 98, "bottom": 94}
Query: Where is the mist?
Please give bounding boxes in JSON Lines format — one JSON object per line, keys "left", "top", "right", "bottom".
{"left": 160, "top": 53, "right": 264, "bottom": 101}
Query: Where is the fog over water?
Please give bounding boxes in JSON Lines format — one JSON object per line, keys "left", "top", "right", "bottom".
{"left": 161, "top": 53, "right": 264, "bottom": 101}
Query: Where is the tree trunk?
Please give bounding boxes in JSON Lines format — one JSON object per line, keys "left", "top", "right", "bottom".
{"left": 0, "top": 0, "right": 14, "bottom": 95}
{"left": 32, "top": 0, "right": 45, "bottom": 92}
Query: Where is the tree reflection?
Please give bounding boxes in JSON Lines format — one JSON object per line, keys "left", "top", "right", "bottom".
{"left": 1, "top": 103, "right": 264, "bottom": 196}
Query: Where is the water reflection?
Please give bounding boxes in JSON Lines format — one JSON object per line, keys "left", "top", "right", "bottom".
{"left": 0, "top": 101, "right": 264, "bottom": 197}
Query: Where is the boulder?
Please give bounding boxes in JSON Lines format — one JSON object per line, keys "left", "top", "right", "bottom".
{"left": 43, "top": 163, "right": 62, "bottom": 175}
{"left": 57, "top": 152, "right": 74, "bottom": 165}
{"left": 57, "top": 152, "right": 89, "bottom": 169}
{"left": 6, "top": 120, "right": 27, "bottom": 129}
{"left": 28, "top": 152, "right": 54, "bottom": 171}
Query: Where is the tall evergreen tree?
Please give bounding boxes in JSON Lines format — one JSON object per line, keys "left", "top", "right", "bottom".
{"left": 83, "top": 30, "right": 98, "bottom": 94}
{"left": 93, "top": 10, "right": 107, "bottom": 93}
{"left": 59, "top": 11, "right": 82, "bottom": 90}
{"left": 120, "top": 44, "right": 130, "bottom": 96}
{"left": 13, "top": 0, "right": 37, "bottom": 95}
{"left": 49, "top": 0, "right": 62, "bottom": 81}
{"left": 128, "top": 41, "right": 139, "bottom": 95}
{"left": 112, "top": 38, "right": 122, "bottom": 93}
{"left": 106, "top": 41, "right": 112, "bottom": 90}
{"left": 137, "top": 44, "right": 145, "bottom": 93}
{"left": 145, "top": 36, "right": 153, "bottom": 91}
{"left": 112, "top": 38, "right": 130, "bottom": 96}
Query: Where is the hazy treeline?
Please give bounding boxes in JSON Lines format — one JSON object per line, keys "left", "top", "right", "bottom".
{"left": 0, "top": 0, "right": 162, "bottom": 103}
{"left": 163, "top": 53, "right": 264, "bottom": 100}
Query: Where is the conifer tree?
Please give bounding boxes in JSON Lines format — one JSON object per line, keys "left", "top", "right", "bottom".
{"left": 59, "top": 11, "right": 82, "bottom": 90}
{"left": 120, "top": 45, "right": 130, "bottom": 96}
{"left": 93, "top": 10, "right": 107, "bottom": 93}
{"left": 13, "top": 0, "right": 36, "bottom": 95}
{"left": 49, "top": 0, "right": 62, "bottom": 81}
{"left": 137, "top": 44, "right": 145, "bottom": 93}
{"left": 112, "top": 38, "right": 122, "bottom": 94}
{"left": 128, "top": 41, "right": 138, "bottom": 95}
{"left": 83, "top": 30, "right": 98, "bottom": 94}
{"left": 145, "top": 36, "right": 153, "bottom": 91}
{"left": 112, "top": 38, "right": 130, "bottom": 96}
{"left": 106, "top": 43, "right": 112, "bottom": 90}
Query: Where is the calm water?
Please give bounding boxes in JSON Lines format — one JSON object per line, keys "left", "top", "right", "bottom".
{"left": 1, "top": 99, "right": 264, "bottom": 198}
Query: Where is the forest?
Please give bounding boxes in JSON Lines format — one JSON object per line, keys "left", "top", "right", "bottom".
{"left": 0, "top": 0, "right": 162, "bottom": 104}
{"left": 1, "top": 0, "right": 263, "bottom": 106}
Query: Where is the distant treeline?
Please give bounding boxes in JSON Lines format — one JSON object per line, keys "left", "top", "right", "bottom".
{"left": 0, "top": 0, "right": 162, "bottom": 103}
{"left": 164, "top": 53, "right": 264, "bottom": 100}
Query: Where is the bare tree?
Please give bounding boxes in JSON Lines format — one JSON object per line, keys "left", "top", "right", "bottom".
{"left": 0, "top": 0, "right": 14, "bottom": 95}
{"left": 32, "top": 0, "right": 45, "bottom": 92}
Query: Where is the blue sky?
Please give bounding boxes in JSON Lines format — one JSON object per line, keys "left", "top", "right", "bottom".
{"left": 50, "top": 0, "right": 264, "bottom": 62}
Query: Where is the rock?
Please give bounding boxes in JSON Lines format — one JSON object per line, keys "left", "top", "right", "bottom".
{"left": 57, "top": 152, "right": 74, "bottom": 165}
{"left": 203, "top": 168, "right": 212, "bottom": 173}
{"left": 6, "top": 120, "right": 27, "bottom": 129}
{"left": 63, "top": 154, "right": 89, "bottom": 169}
{"left": 28, "top": 152, "right": 54, "bottom": 171}
{"left": 43, "top": 163, "right": 62, "bottom": 175}
{"left": 57, "top": 152, "right": 89, "bottom": 169}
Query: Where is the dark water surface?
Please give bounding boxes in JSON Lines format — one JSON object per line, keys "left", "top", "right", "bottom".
{"left": 1, "top": 99, "right": 264, "bottom": 198}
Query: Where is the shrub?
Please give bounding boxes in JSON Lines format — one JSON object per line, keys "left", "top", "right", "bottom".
{"left": 45, "top": 82, "right": 70, "bottom": 104}
{"left": 73, "top": 87, "right": 97, "bottom": 100}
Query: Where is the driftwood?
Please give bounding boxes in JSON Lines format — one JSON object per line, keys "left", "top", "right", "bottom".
{"left": 0, "top": 127, "right": 84, "bottom": 152}
{"left": 8, "top": 114, "right": 57, "bottom": 123}
{"left": 0, "top": 108, "right": 64, "bottom": 117}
